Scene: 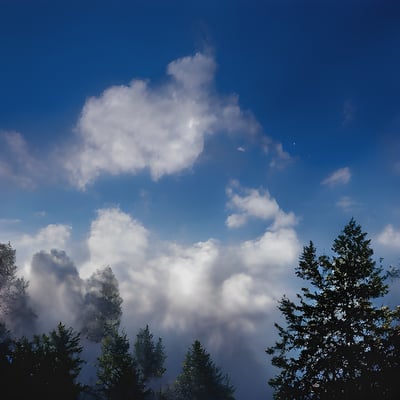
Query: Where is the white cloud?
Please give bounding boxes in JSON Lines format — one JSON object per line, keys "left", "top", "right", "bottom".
{"left": 65, "top": 52, "right": 261, "bottom": 189}
{"left": 376, "top": 225, "right": 400, "bottom": 249}
{"left": 18, "top": 224, "right": 71, "bottom": 251}
{"left": 321, "top": 167, "right": 351, "bottom": 186}
{"left": 167, "top": 51, "right": 216, "bottom": 89}
{"left": 3, "top": 224, "right": 72, "bottom": 277}
{"left": 226, "top": 213, "right": 248, "bottom": 228}
{"left": 269, "top": 142, "right": 293, "bottom": 169}
{"left": 80, "top": 208, "right": 149, "bottom": 279}
{"left": 37, "top": 206, "right": 298, "bottom": 341}
{"left": 225, "top": 181, "right": 297, "bottom": 229}
{"left": 336, "top": 196, "right": 358, "bottom": 212}
{"left": 0, "top": 218, "right": 21, "bottom": 225}
{"left": 240, "top": 228, "right": 300, "bottom": 272}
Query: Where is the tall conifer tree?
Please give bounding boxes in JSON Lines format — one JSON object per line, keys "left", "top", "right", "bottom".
{"left": 267, "top": 219, "right": 400, "bottom": 399}
{"left": 97, "top": 327, "right": 144, "bottom": 399}
{"left": 169, "top": 340, "right": 235, "bottom": 400}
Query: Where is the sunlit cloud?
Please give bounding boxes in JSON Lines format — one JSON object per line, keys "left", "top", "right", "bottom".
{"left": 5, "top": 200, "right": 299, "bottom": 355}
{"left": 12, "top": 224, "right": 72, "bottom": 276}
{"left": 225, "top": 180, "right": 297, "bottom": 229}
{"left": 65, "top": 52, "right": 261, "bottom": 189}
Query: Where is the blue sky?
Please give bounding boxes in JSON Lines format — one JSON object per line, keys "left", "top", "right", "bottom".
{"left": 1, "top": 1, "right": 400, "bottom": 398}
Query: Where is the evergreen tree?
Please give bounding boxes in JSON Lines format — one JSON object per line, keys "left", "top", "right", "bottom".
{"left": 0, "top": 322, "right": 13, "bottom": 396}
{"left": 0, "top": 242, "right": 36, "bottom": 335}
{"left": 169, "top": 340, "right": 235, "bottom": 400}
{"left": 8, "top": 323, "right": 85, "bottom": 399}
{"left": 134, "top": 324, "right": 166, "bottom": 384}
{"left": 97, "top": 327, "right": 144, "bottom": 399}
{"left": 47, "top": 323, "right": 86, "bottom": 398}
{"left": 266, "top": 219, "right": 400, "bottom": 399}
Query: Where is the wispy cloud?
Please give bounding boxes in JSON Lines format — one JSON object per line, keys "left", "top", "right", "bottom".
{"left": 0, "top": 131, "right": 43, "bottom": 189}
{"left": 225, "top": 180, "right": 297, "bottom": 230}
{"left": 0, "top": 218, "right": 21, "bottom": 225}
{"left": 336, "top": 196, "right": 358, "bottom": 212}
{"left": 269, "top": 142, "right": 293, "bottom": 169}
{"left": 376, "top": 224, "right": 400, "bottom": 249}
{"left": 322, "top": 167, "right": 351, "bottom": 187}
{"left": 342, "top": 99, "right": 355, "bottom": 125}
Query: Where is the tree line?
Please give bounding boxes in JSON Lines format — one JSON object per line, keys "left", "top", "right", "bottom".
{"left": 0, "top": 242, "right": 235, "bottom": 400}
{"left": 2, "top": 219, "right": 400, "bottom": 399}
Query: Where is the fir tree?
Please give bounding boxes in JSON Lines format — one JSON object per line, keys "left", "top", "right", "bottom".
{"left": 0, "top": 242, "right": 36, "bottom": 335}
{"left": 267, "top": 219, "right": 400, "bottom": 399}
{"left": 134, "top": 324, "right": 166, "bottom": 384}
{"left": 97, "top": 327, "right": 144, "bottom": 399}
{"left": 9, "top": 323, "right": 85, "bottom": 399}
{"left": 170, "top": 340, "right": 235, "bottom": 400}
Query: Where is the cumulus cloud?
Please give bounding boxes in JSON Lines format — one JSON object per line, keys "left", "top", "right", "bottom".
{"left": 14, "top": 205, "right": 296, "bottom": 343}
{"left": 3, "top": 202, "right": 300, "bottom": 398}
{"left": 240, "top": 228, "right": 300, "bottom": 273}
{"left": 321, "top": 167, "right": 351, "bottom": 186}
{"left": 70, "top": 206, "right": 301, "bottom": 347}
{"left": 80, "top": 208, "right": 149, "bottom": 279}
{"left": 11, "top": 224, "right": 72, "bottom": 276}
{"left": 225, "top": 180, "right": 297, "bottom": 229}
{"left": 65, "top": 52, "right": 261, "bottom": 189}
{"left": 376, "top": 225, "right": 400, "bottom": 249}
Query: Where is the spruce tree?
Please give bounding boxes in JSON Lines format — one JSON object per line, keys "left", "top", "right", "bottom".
{"left": 0, "top": 242, "right": 36, "bottom": 335}
{"left": 170, "top": 340, "right": 235, "bottom": 400}
{"left": 9, "top": 323, "right": 85, "bottom": 399}
{"left": 134, "top": 324, "right": 166, "bottom": 384}
{"left": 266, "top": 219, "right": 400, "bottom": 399}
{"left": 97, "top": 327, "right": 144, "bottom": 399}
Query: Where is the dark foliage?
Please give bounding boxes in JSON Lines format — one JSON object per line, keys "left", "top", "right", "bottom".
{"left": 96, "top": 327, "right": 145, "bottom": 400}
{"left": 3, "top": 323, "right": 85, "bottom": 399}
{"left": 166, "top": 339, "right": 235, "bottom": 400}
{"left": 0, "top": 242, "right": 36, "bottom": 335}
{"left": 267, "top": 219, "right": 400, "bottom": 399}
{"left": 134, "top": 324, "right": 166, "bottom": 385}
